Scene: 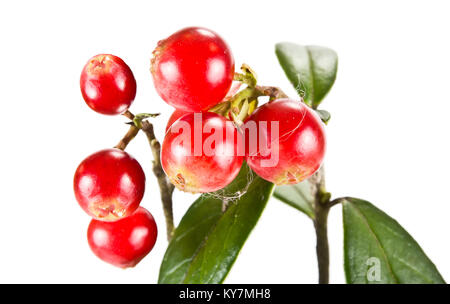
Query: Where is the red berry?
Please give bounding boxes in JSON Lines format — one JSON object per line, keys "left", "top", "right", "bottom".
{"left": 151, "top": 27, "right": 234, "bottom": 112}
{"left": 80, "top": 54, "right": 136, "bottom": 115}
{"left": 244, "top": 99, "right": 326, "bottom": 185}
{"left": 165, "top": 109, "right": 189, "bottom": 133}
{"left": 87, "top": 207, "right": 157, "bottom": 268}
{"left": 161, "top": 112, "right": 243, "bottom": 193}
{"left": 74, "top": 149, "right": 145, "bottom": 221}
{"left": 164, "top": 83, "right": 242, "bottom": 132}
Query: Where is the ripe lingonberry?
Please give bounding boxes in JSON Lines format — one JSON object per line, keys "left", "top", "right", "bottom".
{"left": 165, "top": 109, "right": 189, "bottom": 133}
{"left": 87, "top": 207, "right": 157, "bottom": 268}
{"left": 244, "top": 99, "right": 326, "bottom": 185}
{"left": 151, "top": 27, "right": 234, "bottom": 112}
{"left": 164, "top": 82, "right": 242, "bottom": 132}
{"left": 74, "top": 149, "right": 145, "bottom": 221}
{"left": 80, "top": 54, "right": 137, "bottom": 115}
{"left": 161, "top": 112, "right": 243, "bottom": 193}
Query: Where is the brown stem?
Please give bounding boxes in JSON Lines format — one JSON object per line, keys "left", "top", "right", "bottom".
{"left": 122, "top": 110, "right": 135, "bottom": 120}
{"left": 255, "top": 85, "right": 289, "bottom": 99}
{"left": 121, "top": 111, "right": 175, "bottom": 241}
{"left": 114, "top": 124, "right": 140, "bottom": 151}
{"left": 140, "top": 120, "right": 175, "bottom": 241}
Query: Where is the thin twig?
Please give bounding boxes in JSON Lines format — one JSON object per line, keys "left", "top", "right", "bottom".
{"left": 122, "top": 110, "right": 175, "bottom": 241}
{"left": 114, "top": 124, "right": 140, "bottom": 151}
{"left": 122, "top": 110, "right": 134, "bottom": 120}
{"left": 255, "top": 85, "right": 289, "bottom": 99}
{"left": 141, "top": 120, "right": 175, "bottom": 241}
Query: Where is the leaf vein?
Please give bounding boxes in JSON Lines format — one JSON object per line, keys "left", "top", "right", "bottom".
{"left": 348, "top": 201, "right": 399, "bottom": 283}
{"left": 306, "top": 47, "right": 316, "bottom": 107}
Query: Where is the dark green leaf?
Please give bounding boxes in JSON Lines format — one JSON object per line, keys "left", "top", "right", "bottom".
{"left": 343, "top": 197, "right": 445, "bottom": 284}
{"left": 158, "top": 164, "right": 274, "bottom": 284}
{"left": 315, "top": 109, "right": 331, "bottom": 124}
{"left": 275, "top": 43, "right": 338, "bottom": 109}
{"left": 273, "top": 180, "right": 315, "bottom": 219}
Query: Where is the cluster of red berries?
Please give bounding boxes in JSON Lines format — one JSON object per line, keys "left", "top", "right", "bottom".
{"left": 153, "top": 27, "right": 326, "bottom": 192}
{"left": 76, "top": 54, "right": 157, "bottom": 268}
{"left": 74, "top": 26, "right": 326, "bottom": 268}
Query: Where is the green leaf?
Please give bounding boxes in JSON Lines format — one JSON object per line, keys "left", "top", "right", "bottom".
{"left": 273, "top": 180, "right": 315, "bottom": 219}
{"left": 275, "top": 43, "right": 338, "bottom": 109}
{"left": 343, "top": 197, "right": 445, "bottom": 284}
{"left": 158, "top": 164, "right": 274, "bottom": 284}
{"left": 315, "top": 109, "right": 331, "bottom": 124}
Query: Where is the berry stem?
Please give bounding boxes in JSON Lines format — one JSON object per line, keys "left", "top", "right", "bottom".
{"left": 122, "top": 111, "right": 176, "bottom": 241}
{"left": 254, "top": 85, "right": 288, "bottom": 99}
{"left": 212, "top": 63, "right": 289, "bottom": 124}
{"left": 141, "top": 120, "right": 175, "bottom": 241}
{"left": 114, "top": 124, "right": 140, "bottom": 151}
{"left": 233, "top": 72, "right": 256, "bottom": 87}
{"left": 233, "top": 64, "right": 257, "bottom": 87}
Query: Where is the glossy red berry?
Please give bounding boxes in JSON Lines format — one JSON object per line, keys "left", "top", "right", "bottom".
{"left": 74, "top": 149, "right": 145, "bottom": 221}
{"left": 80, "top": 54, "right": 137, "bottom": 115}
{"left": 87, "top": 207, "right": 157, "bottom": 268}
{"left": 161, "top": 112, "right": 243, "bottom": 193}
{"left": 244, "top": 99, "right": 326, "bottom": 185}
{"left": 164, "top": 83, "right": 242, "bottom": 132}
{"left": 165, "top": 109, "right": 189, "bottom": 133}
{"left": 151, "top": 27, "right": 234, "bottom": 112}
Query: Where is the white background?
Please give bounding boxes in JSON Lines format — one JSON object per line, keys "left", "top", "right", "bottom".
{"left": 0, "top": 0, "right": 449, "bottom": 283}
